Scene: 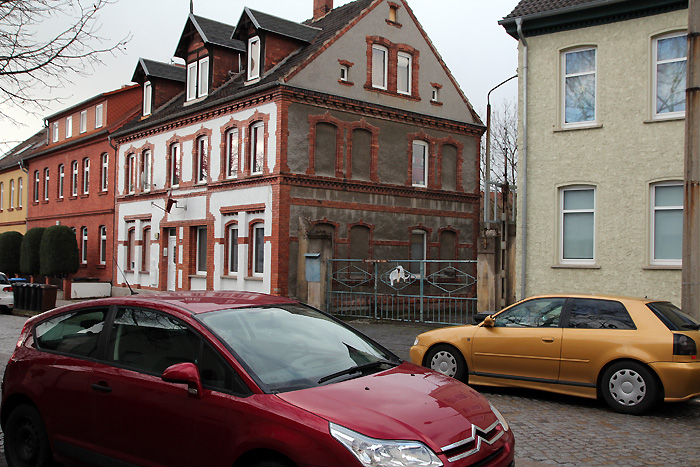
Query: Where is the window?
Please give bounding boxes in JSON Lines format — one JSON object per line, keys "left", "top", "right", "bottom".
{"left": 493, "top": 298, "right": 566, "bottom": 328}
{"left": 412, "top": 140, "right": 428, "bottom": 187}
{"left": 169, "top": 144, "right": 180, "bottom": 187}
{"left": 81, "top": 227, "right": 88, "bottom": 264}
{"left": 397, "top": 52, "right": 412, "bottom": 95}
{"left": 651, "top": 182, "right": 683, "bottom": 265}
{"left": 226, "top": 128, "right": 239, "bottom": 179}
{"left": 250, "top": 122, "right": 264, "bottom": 175}
{"left": 252, "top": 223, "right": 264, "bottom": 275}
{"left": 562, "top": 47, "right": 596, "bottom": 126}
{"left": 431, "top": 87, "right": 439, "bottom": 102}
{"left": 127, "top": 228, "right": 135, "bottom": 270}
{"left": 43, "top": 168, "right": 49, "bottom": 201}
{"left": 142, "top": 228, "right": 151, "bottom": 272}
{"left": 560, "top": 186, "right": 595, "bottom": 264}
{"left": 196, "top": 226, "right": 207, "bottom": 274}
{"left": 389, "top": 4, "right": 398, "bottom": 22}
{"left": 0, "top": 182, "right": 3, "bottom": 210}
{"left": 653, "top": 32, "right": 687, "bottom": 118}
{"left": 567, "top": 298, "right": 635, "bottom": 329}
{"left": 340, "top": 65, "right": 349, "bottom": 82}
{"left": 100, "top": 153, "right": 108, "bottom": 191}
{"left": 71, "top": 161, "right": 79, "bottom": 196}
{"left": 143, "top": 81, "right": 152, "bottom": 116}
{"left": 127, "top": 153, "right": 136, "bottom": 193}
{"left": 10, "top": 179, "right": 15, "bottom": 207}
{"left": 17, "top": 178, "right": 22, "bottom": 208}
{"left": 80, "top": 110, "right": 87, "bottom": 133}
{"left": 58, "top": 164, "right": 64, "bottom": 199}
{"left": 66, "top": 116, "right": 73, "bottom": 138}
{"left": 372, "top": 45, "right": 388, "bottom": 90}
{"left": 196, "top": 137, "right": 207, "bottom": 183}
{"left": 141, "top": 150, "right": 151, "bottom": 190}
{"left": 228, "top": 225, "right": 238, "bottom": 274}
{"left": 186, "top": 57, "right": 209, "bottom": 101}
{"left": 35, "top": 308, "right": 108, "bottom": 357}
{"left": 52, "top": 122, "right": 59, "bottom": 142}
{"left": 409, "top": 230, "right": 426, "bottom": 275}
{"left": 99, "top": 225, "right": 107, "bottom": 265}
{"left": 82, "top": 158, "right": 90, "bottom": 194}
{"left": 95, "top": 104, "right": 103, "bottom": 128}
{"left": 248, "top": 36, "right": 261, "bottom": 81}
{"left": 33, "top": 171, "right": 39, "bottom": 203}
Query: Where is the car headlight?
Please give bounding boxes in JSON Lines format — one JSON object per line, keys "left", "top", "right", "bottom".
{"left": 413, "top": 337, "right": 420, "bottom": 346}
{"left": 330, "top": 423, "right": 443, "bottom": 467}
{"left": 490, "top": 403, "right": 510, "bottom": 432}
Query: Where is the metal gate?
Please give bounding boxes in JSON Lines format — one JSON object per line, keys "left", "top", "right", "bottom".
{"left": 326, "top": 259, "right": 477, "bottom": 325}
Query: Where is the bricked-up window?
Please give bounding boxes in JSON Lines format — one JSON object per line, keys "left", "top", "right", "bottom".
{"left": 349, "top": 225, "right": 370, "bottom": 261}
{"left": 43, "top": 168, "right": 49, "bottom": 201}
{"left": 71, "top": 161, "right": 79, "bottom": 196}
{"left": 228, "top": 225, "right": 238, "bottom": 274}
{"left": 372, "top": 45, "right": 388, "bottom": 90}
{"left": 169, "top": 144, "right": 180, "bottom": 187}
{"left": 82, "top": 158, "right": 90, "bottom": 194}
{"left": 252, "top": 223, "right": 264, "bottom": 275}
{"left": 81, "top": 227, "right": 88, "bottom": 264}
{"left": 397, "top": 52, "right": 412, "bottom": 95}
{"left": 99, "top": 225, "right": 107, "bottom": 265}
{"left": 126, "top": 228, "right": 135, "bottom": 271}
{"left": 143, "top": 81, "right": 152, "bottom": 116}
{"left": 52, "top": 122, "right": 59, "bottom": 142}
{"left": 412, "top": 140, "right": 428, "bottom": 187}
{"left": 126, "top": 153, "right": 136, "bottom": 194}
{"left": 196, "top": 137, "right": 208, "bottom": 183}
{"left": 250, "top": 122, "right": 264, "bottom": 175}
{"left": 100, "top": 153, "right": 108, "bottom": 192}
{"left": 141, "top": 150, "right": 151, "bottom": 191}
{"left": 196, "top": 226, "right": 207, "bottom": 274}
{"left": 95, "top": 103, "right": 103, "bottom": 128}
{"left": 439, "top": 230, "right": 457, "bottom": 262}
{"left": 80, "top": 110, "right": 87, "bottom": 134}
{"left": 58, "top": 164, "right": 64, "bottom": 199}
{"left": 226, "top": 128, "right": 239, "bottom": 179}
{"left": 248, "top": 36, "right": 261, "bottom": 81}
{"left": 142, "top": 227, "right": 151, "bottom": 272}
{"left": 33, "top": 170, "right": 39, "bottom": 203}
{"left": 17, "top": 178, "right": 22, "bottom": 208}
{"left": 66, "top": 116, "right": 73, "bottom": 138}
{"left": 410, "top": 230, "right": 427, "bottom": 275}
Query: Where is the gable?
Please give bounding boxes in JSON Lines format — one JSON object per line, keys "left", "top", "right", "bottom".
{"left": 286, "top": 0, "right": 480, "bottom": 125}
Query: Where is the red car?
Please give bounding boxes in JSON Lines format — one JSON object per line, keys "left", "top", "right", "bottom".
{"left": 1, "top": 291, "right": 514, "bottom": 467}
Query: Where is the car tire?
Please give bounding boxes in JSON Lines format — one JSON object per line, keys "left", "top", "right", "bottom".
{"left": 425, "top": 344, "right": 467, "bottom": 382}
{"left": 601, "top": 361, "right": 658, "bottom": 415}
{"left": 0, "top": 305, "right": 11, "bottom": 315}
{"left": 4, "top": 404, "right": 56, "bottom": 467}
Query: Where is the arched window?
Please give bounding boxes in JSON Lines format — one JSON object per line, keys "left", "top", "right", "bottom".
{"left": 226, "top": 128, "right": 239, "bottom": 179}
{"left": 126, "top": 228, "right": 135, "bottom": 271}
{"left": 250, "top": 122, "right": 264, "bottom": 175}
{"left": 169, "top": 143, "right": 180, "bottom": 187}
{"left": 126, "top": 154, "right": 136, "bottom": 194}
{"left": 227, "top": 224, "right": 239, "bottom": 274}
{"left": 195, "top": 137, "right": 208, "bottom": 183}
{"left": 142, "top": 228, "right": 151, "bottom": 272}
{"left": 251, "top": 222, "right": 265, "bottom": 275}
{"left": 141, "top": 150, "right": 151, "bottom": 191}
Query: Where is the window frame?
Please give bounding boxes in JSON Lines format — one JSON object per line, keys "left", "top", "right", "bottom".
{"left": 10, "top": 179, "right": 15, "bottom": 208}
{"left": 650, "top": 181, "right": 683, "bottom": 266}
{"left": 559, "top": 186, "right": 596, "bottom": 265}
{"left": 187, "top": 62, "right": 197, "bottom": 101}
{"left": 58, "top": 164, "right": 64, "bottom": 199}
{"left": 100, "top": 153, "right": 108, "bottom": 192}
{"left": 196, "top": 226, "right": 208, "bottom": 275}
{"left": 43, "top": 168, "right": 49, "bottom": 201}
{"left": 142, "top": 227, "right": 151, "bottom": 273}
{"left": 17, "top": 178, "right": 22, "bottom": 208}
{"left": 81, "top": 227, "right": 88, "bottom": 264}
{"left": 412, "top": 140, "right": 429, "bottom": 187}
{"left": 227, "top": 224, "right": 239, "bottom": 274}
{"left": 95, "top": 103, "right": 103, "bottom": 128}
{"left": 71, "top": 161, "right": 79, "bottom": 197}
{"left": 99, "top": 225, "right": 107, "bottom": 265}
{"left": 82, "top": 157, "right": 90, "bottom": 194}
{"left": 126, "top": 227, "right": 135, "bottom": 271}
{"left": 141, "top": 150, "right": 151, "bottom": 191}
{"left": 561, "top": 46, "right": 597, "bottom": 128}
{"left": 397, "top": 52, "right": 412, "bottom": 95}
{"left": 169, "top": 143, "right": 180, "bottom": 187}
{"left": 652, "top": 31, "right": 687, "bottom": 120}
{"left": 248, "top": 36, "right": 261, "bottom": 81}
{"left": 409, "top": 229, "right": 427, "bottom": 276}
{"left": 126, "top": 153, "right": 136, "bottom": 194}
{"left": 143, "top": 81, "right": 152, "bottom": 116}
{"left": 33, "top": 171, "right": 39, "bottom": 203}
{"left": 226, "top": 128, "right": 239, "bottom": 179}
{"left": 196, "top": 137, "right": 208, "bottom": 184}
{"left": 0, "top": 182, "right": 4, "bottom": 211}
{"left": 197, "top": 57, "right": 209, "bottom": 98}
{"left": 250, "top": 122, "right": 264, "bottom": 175}
{"left": 252, "top": 223, "right": 265, "bottom": 276}
{"left": 371, "top": 44, "right": 388, "bottom": 90}
{"left": 66, "top": 116, "right": 73, "bottom": 138}
{"left": 79, "top": 110, "right": 87, "bottom": 134}
{"left": 52, "top": 122, "right": 59, "bottom": 142}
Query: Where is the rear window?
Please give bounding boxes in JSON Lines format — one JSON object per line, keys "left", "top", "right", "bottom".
{"left": 0, "top": 274, "right": 9, "bottom": 284}
{"left": 647, "top": 302, "right": 700, "bottom": 331}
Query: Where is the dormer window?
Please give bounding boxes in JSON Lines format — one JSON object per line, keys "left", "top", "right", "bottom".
{"left": 52, "top": 122, "right": 59, "bottom": 142}
{"left": 143, "top": 81, "right": 152, "bottom": 116}
{"left": 248, "top": 36, "right": 261, "bottom": 81}
{"left": 187, "top": 57, "right": 210, "bottom": 101}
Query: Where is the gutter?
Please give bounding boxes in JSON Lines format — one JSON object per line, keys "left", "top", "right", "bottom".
{"left": 516, "top": 17, "right": 528, "bottom": 301}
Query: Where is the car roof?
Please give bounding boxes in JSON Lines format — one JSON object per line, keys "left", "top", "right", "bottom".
{"left": 524, "top": 293, "right": 667, "bottom": 304}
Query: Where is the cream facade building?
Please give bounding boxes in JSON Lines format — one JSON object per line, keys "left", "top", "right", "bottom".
{"left": 501, "top": 0, "right": 688, "bottom": 305}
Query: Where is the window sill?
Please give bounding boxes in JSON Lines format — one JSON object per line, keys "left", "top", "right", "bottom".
{"left": 554, "top": 124, "right": 603, "bottom": 133}
{"left": 97, "top": 264, "right": 106, "bottom": 269}
{"left": 551, "top": 264, "right": 600, "bottom": 269}
{"left": 644, "top": 115, "right": 685, "bottom": 124}
{"left": 221, "top": 274, "right": 238, "bottom": 279}
{"left": 385, "top": 19, "right": 402, "bottom": 28}
{"left": 245, "top": 276, "right": 263, "bottom": 281}
{"left": 643, "top": 265, "right": 682, "bottom": 270}
{"left": 184, "top": 96, "right": 207, "bottom": 106}
{"left": 339, "top": 80, "right": 354, "bottom": 87}
{"left": 99, "top": 191, "right": 109, "bottom": 196}
{"left": 189, "top": 274, "right": 207, "bottom": 279}
{"left": 430, "top": 100, "right": 444, "bottom": 107}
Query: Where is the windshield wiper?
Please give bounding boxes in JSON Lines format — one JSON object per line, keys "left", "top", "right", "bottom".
{"left": 318, "top": 360, "right": 397, "bottom": 384}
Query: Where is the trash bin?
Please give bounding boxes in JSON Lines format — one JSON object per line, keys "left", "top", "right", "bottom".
{"left": 38, "top": 284, "right": 58, "bottom": 312}
{"left": 12, "top": 282, "right": 27, "bottom": 310}
{"left": 28, "top": 283, "right": 41, "bottom": 312}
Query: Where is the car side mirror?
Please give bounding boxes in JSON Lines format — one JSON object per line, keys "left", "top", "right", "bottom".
{"left": 162, "top": 362, "right": 203, "bottom": 398}
{"left": 482, "top": 316, "right": 495, "bottom": 328}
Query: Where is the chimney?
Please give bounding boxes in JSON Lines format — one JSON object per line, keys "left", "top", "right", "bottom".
{"left": 313, "top": 0, "right": 333, "bottom": 20}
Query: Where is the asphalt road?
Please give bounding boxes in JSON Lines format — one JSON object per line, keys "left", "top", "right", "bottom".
{"left": 1, "top": 313, "right": 699, "bottom": 467}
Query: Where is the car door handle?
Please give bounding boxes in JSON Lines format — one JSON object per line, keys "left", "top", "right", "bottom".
{"left": 541, "top": 337, "right": 555, "bottom": 343}
{"left": 91, "top": 383, "right": 112, "bottom": 393}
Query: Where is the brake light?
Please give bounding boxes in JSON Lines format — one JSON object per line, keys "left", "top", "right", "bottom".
{"left": 15, "top": 322, "right": 31, "bottom": 350}
{"left": 674, "top": 334, "right": 697, "bottom": 356}
{"left": 3, "top": 286, "right": 12, "bottom": 292}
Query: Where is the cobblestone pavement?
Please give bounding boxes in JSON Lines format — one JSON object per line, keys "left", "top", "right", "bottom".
{"left": 1, "top": 314, "right": 699, "bottom": 467}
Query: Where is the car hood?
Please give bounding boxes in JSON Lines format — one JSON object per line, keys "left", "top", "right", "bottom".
{"left": 277, "top": 362, "right": 498, "bottom": 452}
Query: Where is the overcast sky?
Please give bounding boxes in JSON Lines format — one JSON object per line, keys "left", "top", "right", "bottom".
{"left": 0, "top": 0, "right": 521, "bottom": 153}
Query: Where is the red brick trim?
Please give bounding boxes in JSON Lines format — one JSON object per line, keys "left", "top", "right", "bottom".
{"left": 365, "top": 36, "right": 420, "bottom": 101}
{"left": 220, "top": 203, "right": 266, "bottom": 215}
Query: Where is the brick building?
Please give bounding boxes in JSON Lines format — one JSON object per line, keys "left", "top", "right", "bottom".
{"left": 25, "top": 85, "right": 141, "bottom": 283}
{"left": 112, "top": 0, "right": 485, "bottom": 299}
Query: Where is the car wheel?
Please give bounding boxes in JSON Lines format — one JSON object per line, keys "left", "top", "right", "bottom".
{"left": 4, "top": 405, "right": 56, "bottom": 467}
{"left": 601, "top": 361, "right": 658, "bottom": 415}
{"left": 425, "top": 344, "right": 467, "bottom": 381}
{"left": 0, "top": 305, "right": 11, "bottom": 315}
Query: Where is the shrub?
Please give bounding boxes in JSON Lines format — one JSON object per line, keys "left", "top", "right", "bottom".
{"left": 0, "top": 231, "right": 24, "bottom": 276}
{"left": 20, "top": 227, "right": 46, "bottom": 276}
{"left": 40, "top": 225, "right": 79, "bottom": 278}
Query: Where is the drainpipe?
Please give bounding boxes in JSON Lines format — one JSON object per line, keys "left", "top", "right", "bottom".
{"left": 516, "top": 17, "right": 528, "bottom": 300}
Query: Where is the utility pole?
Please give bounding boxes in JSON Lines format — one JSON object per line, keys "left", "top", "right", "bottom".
{"left": 682, "top": 0, "right": 700, "bottom": 318}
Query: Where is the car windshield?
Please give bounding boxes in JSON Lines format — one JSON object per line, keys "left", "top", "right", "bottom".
{"left": 199, "top": 304, "right": 398, "bottom": 393}
{"left": 647, "top": 302, "right": 700, "bottom": 331}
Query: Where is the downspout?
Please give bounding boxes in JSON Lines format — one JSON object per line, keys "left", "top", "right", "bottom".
{"left": 516, "top": 17, "right": 528, "bottom": 300}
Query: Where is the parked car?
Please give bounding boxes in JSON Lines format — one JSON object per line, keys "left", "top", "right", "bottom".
{"left": 1, "top": 291, "right": 514, "bottom": 467}
{"left": 0, "top": 272, "right": 14, "bottom": 314}
{"left": 411, "top": 294, "right": 700, "bottom": 414}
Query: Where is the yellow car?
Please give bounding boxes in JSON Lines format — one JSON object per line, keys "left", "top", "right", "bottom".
{"left": 410, "top": 294, "right": 700, "bottom": 414}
